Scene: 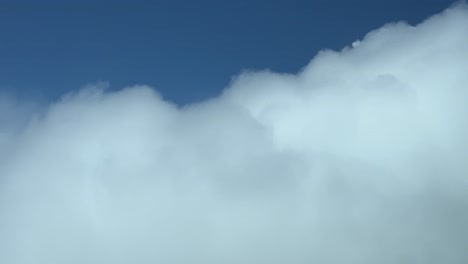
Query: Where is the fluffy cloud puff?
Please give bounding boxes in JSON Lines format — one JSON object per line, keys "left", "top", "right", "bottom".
{"left": 1, "top": 3, "right": 468, "bottom": 264}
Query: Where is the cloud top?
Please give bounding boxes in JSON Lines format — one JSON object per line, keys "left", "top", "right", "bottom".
{"left": 1, "top": 3, "right": 468, "bottom": 263}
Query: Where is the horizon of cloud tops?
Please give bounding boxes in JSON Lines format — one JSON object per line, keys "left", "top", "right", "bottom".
{"left": 1, "top": 2, "right": 468, "bottom": 263}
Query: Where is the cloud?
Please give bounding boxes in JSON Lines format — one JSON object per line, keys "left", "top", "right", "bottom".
{"left": 1, "top": 3, "right": 468, "bottom": 263}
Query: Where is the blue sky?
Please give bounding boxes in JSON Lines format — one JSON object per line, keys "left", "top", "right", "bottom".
{"left": 0, "top": 0, "right": 453, "bottom": 105}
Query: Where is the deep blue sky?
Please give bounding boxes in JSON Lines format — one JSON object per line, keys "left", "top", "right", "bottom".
{"left": 0, "top": 0, "right": 453, "bottom": 105}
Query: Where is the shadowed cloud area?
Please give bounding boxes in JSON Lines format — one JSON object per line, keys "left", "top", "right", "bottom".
{"left": 1, "top": 3, "right": 468, "bottom": 263}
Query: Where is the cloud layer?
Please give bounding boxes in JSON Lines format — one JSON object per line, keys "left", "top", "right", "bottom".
{"left": 1, "top": 3, "right": 468, "bottom": 263}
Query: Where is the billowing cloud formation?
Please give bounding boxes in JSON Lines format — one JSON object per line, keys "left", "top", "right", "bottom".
{"left": 1, "top": 4, "right": 468, "bottom": 264}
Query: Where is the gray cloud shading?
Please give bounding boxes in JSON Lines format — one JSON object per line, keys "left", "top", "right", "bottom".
{"left": 1, "top": 3, "right": 468, "bottom": 264}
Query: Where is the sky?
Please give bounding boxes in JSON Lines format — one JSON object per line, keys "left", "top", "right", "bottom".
{"left": 2, "top": 1, "right": 468, "bottom": 263}
{"left": 0, "top": 0, "right": 453, "bottom": 105}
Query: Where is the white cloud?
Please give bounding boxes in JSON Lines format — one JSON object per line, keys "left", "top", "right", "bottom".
{"left": 1, "top": 3, "right": 468, "bottom": 263}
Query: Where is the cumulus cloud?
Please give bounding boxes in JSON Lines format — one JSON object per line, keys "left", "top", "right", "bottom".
{"left": 1, "top": 3, "right": 468, "bottom": 263}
